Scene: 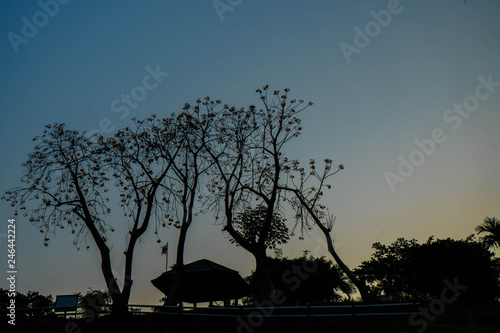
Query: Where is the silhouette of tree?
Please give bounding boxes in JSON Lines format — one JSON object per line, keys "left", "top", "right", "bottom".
{"left": 3, "top": 121, "right": 179, "bottom": 314}
{"left": 245, "top": 255, "right": 355, "bottom": 305}
{"left": 152, "top": 103, "right": 217, "bottom": 305}
{"left": 354, "top": 238, "right": 420, "bottom": 300}
{"left": 278, "top": 162, "right": 373, "bottom": 301}
{"left": 23, "top": 291, "right": 54, "bottom": 313}
{"left": 78, "top": 289, "right": 111, "bottom": 317}
{"left": 202, "top": 85, "right": 312, "bottom": 301}
{"left": 476, "top": 216, "right": 500, "bottom": 250}
{"left": 356, "top": 236, "right": 500, "bottom": 303}
{"left": 101, "top": 117, "right": 179, "bottom": 313}
{"left": 0, "top": 289, "right": 54, "bottom": 317}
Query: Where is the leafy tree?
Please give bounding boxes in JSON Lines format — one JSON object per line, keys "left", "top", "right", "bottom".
{"left": 245, "top": 255, "right": 354, "bottom": 305}
{"left": 23, "top": 291, "right": 54, "bottom": 312}
{"left": 0, "top": 289, "right": 54, "bottom": 317}
{"left": 78, "top": 289, "right": 111, "bottom": 317}
{"left": 476, "top": 216, "right": 500, "bottom": 250}
{"left": 356, "top": 236, "right": 500, "bottom": 303}
{"left": 230, "top": 205, "right": 290, "bottom": 253}
{"left": 354, "top": 238, "right": 420, "bottom": 300}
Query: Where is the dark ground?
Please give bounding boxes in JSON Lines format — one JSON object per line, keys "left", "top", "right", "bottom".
{"left": 4, "top": 303, "right": 500, "bottom": 333}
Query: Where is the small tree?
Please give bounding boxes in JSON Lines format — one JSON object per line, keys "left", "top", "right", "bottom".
{"left": 0, "top": 289, "right": 54, "bottom": 317}
{"left": 354, "top": 238, "right": 420, "bottom": 300}
{"left": 78, "top": 289, "right": 111, "bottom": 317}
{"left": 245, "top": 255, "right": 354, "bottom": 305}
{"left": 24, "top": 291, "right": 54, "bottom": 313}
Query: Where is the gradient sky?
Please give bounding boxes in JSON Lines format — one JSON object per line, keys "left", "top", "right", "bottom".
{"left": 1, "top": 0, "right": 499, "bottom": 305}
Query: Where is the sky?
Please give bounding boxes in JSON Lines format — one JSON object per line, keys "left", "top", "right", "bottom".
{"left": 1, "top": 0, "right": 499, "bottom": 306}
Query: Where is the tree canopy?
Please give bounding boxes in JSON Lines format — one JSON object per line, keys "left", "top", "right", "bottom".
{"left": 230, "top": 205, "right": 290, "bottom": 253}
{"left": 356, "top": 236, "right": 500, "bottom": 303}
{"left": 244, "top": 255, "right": 355, "bottom": 305}
{"left": 0, "top": 289, "right": 54, "bottom": 318}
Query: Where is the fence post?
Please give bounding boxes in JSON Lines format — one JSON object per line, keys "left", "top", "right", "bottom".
{"left": 177, "top": 302, "right": 182, "bottom": 316}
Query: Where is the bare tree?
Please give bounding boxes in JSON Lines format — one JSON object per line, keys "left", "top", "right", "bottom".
{"left": 3, "top": 120, "right": 178, "bottom": 314}
{"left": 101, "top": 116, "right": 179, "bottom": 311}
{"left": 202, "top": 86, "right": 311, "bottom": 301}
{"left": 152, "top": 101, "right": 218, "bottom": 305}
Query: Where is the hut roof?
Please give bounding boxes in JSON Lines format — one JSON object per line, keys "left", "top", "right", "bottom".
{"left": 151, "top": 259, "right": 250, "bottom": 303}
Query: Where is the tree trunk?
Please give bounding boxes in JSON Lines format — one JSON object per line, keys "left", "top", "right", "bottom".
{"left": 165, "top": 222, "right": 189, "bottom": 305}
{"left": 252, "top": 249, "right": 275, "bottom": 302}
{"left": 288, "top": 189, "right": 373, "bottom": 302}
{"left": 223, "top": 214, "right": 275, "bottom": 301}
{"left": 320, "top": 227, "right": 373, "bottom": 302}
{"left": 109, "top": 291, "right": 128, "bottom": 316}
{"left": 120, "top": 236, "right": 138, "bottom": 307}
{"left": 99, "top": 248, "right": 128, "bottom": 316}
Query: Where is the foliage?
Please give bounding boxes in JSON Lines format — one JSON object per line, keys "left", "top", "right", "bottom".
{"left": 231, "top": 205, "right": 289, "bottom": 251}
{"left": 0, "top": 289, "right": 54, "bottom": 317}
{"left": 356, "top": 236, "right": 500, "bottom": 303}
{"left": 244, "top": 255, "right": 355, "bottom": 305}
{"left": 476, "top": 216, "right": 500, "bottom": 250}
{"left": 77, "top": 289, "right": 112, "bottom": 316}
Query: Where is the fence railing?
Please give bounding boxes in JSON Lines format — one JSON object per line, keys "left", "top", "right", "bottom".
{"left": 12, "top": 302, "right": 420, "bottom": 319}
{"left": 144, "top": 302, "right": 420, "bottom": 318}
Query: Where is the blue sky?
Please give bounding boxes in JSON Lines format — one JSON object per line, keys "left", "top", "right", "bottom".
{"left": 1, "top": 0, "right": 499, "bottom": 305}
